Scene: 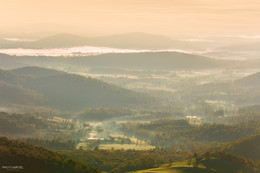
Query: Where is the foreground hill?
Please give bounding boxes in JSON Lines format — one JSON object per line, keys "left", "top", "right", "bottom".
{"left": 133, "top": 151, "right": 259, "bottom": 173}
{"left": 0, "top": 136, "right": 99, "bottom": 173}
{"left": 222, "top": 134, "right": 260, "bottom": 162}
{"left": 0, "top": 66, "right": 155, "bottom": 111}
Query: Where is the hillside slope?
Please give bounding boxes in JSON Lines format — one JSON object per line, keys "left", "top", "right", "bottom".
{"left": 223, "top": 134, "right": 260, "bottom": 162}
{"left": 133, "top": 151, "right": 259, "bottom": 173}
{"left": 0, "top": 136, "right": 99, "bottom": 173}
{"left": 0, "top": 66, "right": 155, "bottom": 111}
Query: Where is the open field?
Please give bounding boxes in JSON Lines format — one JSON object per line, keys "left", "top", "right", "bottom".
{"left": 132, "top": 158, "right": 257, "bottom": 173}
{"left": 99, "top": 144, "right": 155, "bottom": 150}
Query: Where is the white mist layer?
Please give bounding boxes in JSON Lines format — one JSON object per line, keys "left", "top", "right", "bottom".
{"left": 0, "top": 45, "right": 253, "bottom": 61}
{"left": 0, "top": 46, "right": 190, "bottom": 57}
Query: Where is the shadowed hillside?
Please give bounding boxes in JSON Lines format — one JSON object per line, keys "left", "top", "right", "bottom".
{"left": 0, "top": 136, "right": 99, "bottom": 173}
{"left": 0, "top": 66, "right": 155, "bottom": 111}
{"left": 133, "top": 151, "right": 259, "bottom": 173}
{"left": 223, "top": 134, "right": 260, "bottom": 162}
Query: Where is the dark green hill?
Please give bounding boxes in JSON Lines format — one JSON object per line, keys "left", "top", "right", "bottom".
{"left": 0, "top": 66, "right": 154, "bottom": 111}
{"left": 133, "top": 151, "right": 259, "bottom": 173}
{"left": 0, "top": 80, "right": 44, "bottom": 105}
{"left": 0, "top": 69, "right": 44, "bottom": 105}
{"left": 223, "top": 134, "right": 260, "bottom": 162}
{"left": 0, "top": 136, "right": 99, "bottom": 173}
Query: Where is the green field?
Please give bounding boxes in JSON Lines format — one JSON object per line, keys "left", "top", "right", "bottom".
{"left": 99, "top": 144, "right": 155, "bottom": 150}
{"left": 132, "top": 158, "right": 257, "bottom": 173}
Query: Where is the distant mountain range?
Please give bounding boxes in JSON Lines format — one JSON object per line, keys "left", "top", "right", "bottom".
{"left": 0, "top": 66, "right": 154, "bottom": 111}
{"left": 0, "top": 32, "right": 207, "bottom": 50}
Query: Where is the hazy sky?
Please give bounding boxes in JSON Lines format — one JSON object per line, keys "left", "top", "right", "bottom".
{"left": 1, "top": 0, "right": 260, "bottom": 37}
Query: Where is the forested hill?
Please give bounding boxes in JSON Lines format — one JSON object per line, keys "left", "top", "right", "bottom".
{"left": 0, "top": 136, "right": 99, "bottom": 173}
{"left": 133, "top": 151, "right": 259, "bottom": 173}
{"left": 222, "top": 134, "right": 260, "bottom": 162}
{"left": 0, "top": 66, "right": 155, "bottom": 111}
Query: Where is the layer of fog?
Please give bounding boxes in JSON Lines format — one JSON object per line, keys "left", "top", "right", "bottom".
{"left": 0, "top": 46, "right": 255, "bottom": 61}
{"left": 0, "top": 46, "right": 206, "bottom": 57}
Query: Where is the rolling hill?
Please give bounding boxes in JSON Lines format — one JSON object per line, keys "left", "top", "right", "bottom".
{"left": 0, "top": 136, "right": 99, "bottom": 173}
{"left": 222, "top": 134, "right": 260, "bottom": 162}
{"left": 133, "top": 152, "right": 259, "bottom": 173}
{"left": 65, "top": 52, "right": 224, "bottom": 70}
{"left": 133, "top": 159, "right": 257, "bottom": 173}
{"left": 0, "top": 66, "right": 155, "bottom": 111}
{"left": 0, "top": 51, "right": 227, "bottom": 71}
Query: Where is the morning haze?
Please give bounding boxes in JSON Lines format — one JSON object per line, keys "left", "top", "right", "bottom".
{"left": 1, "top": 0, "right": 260, "bottom": 37}
{"left": 0, "top": 1, "right": 260, "bottom": 173}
